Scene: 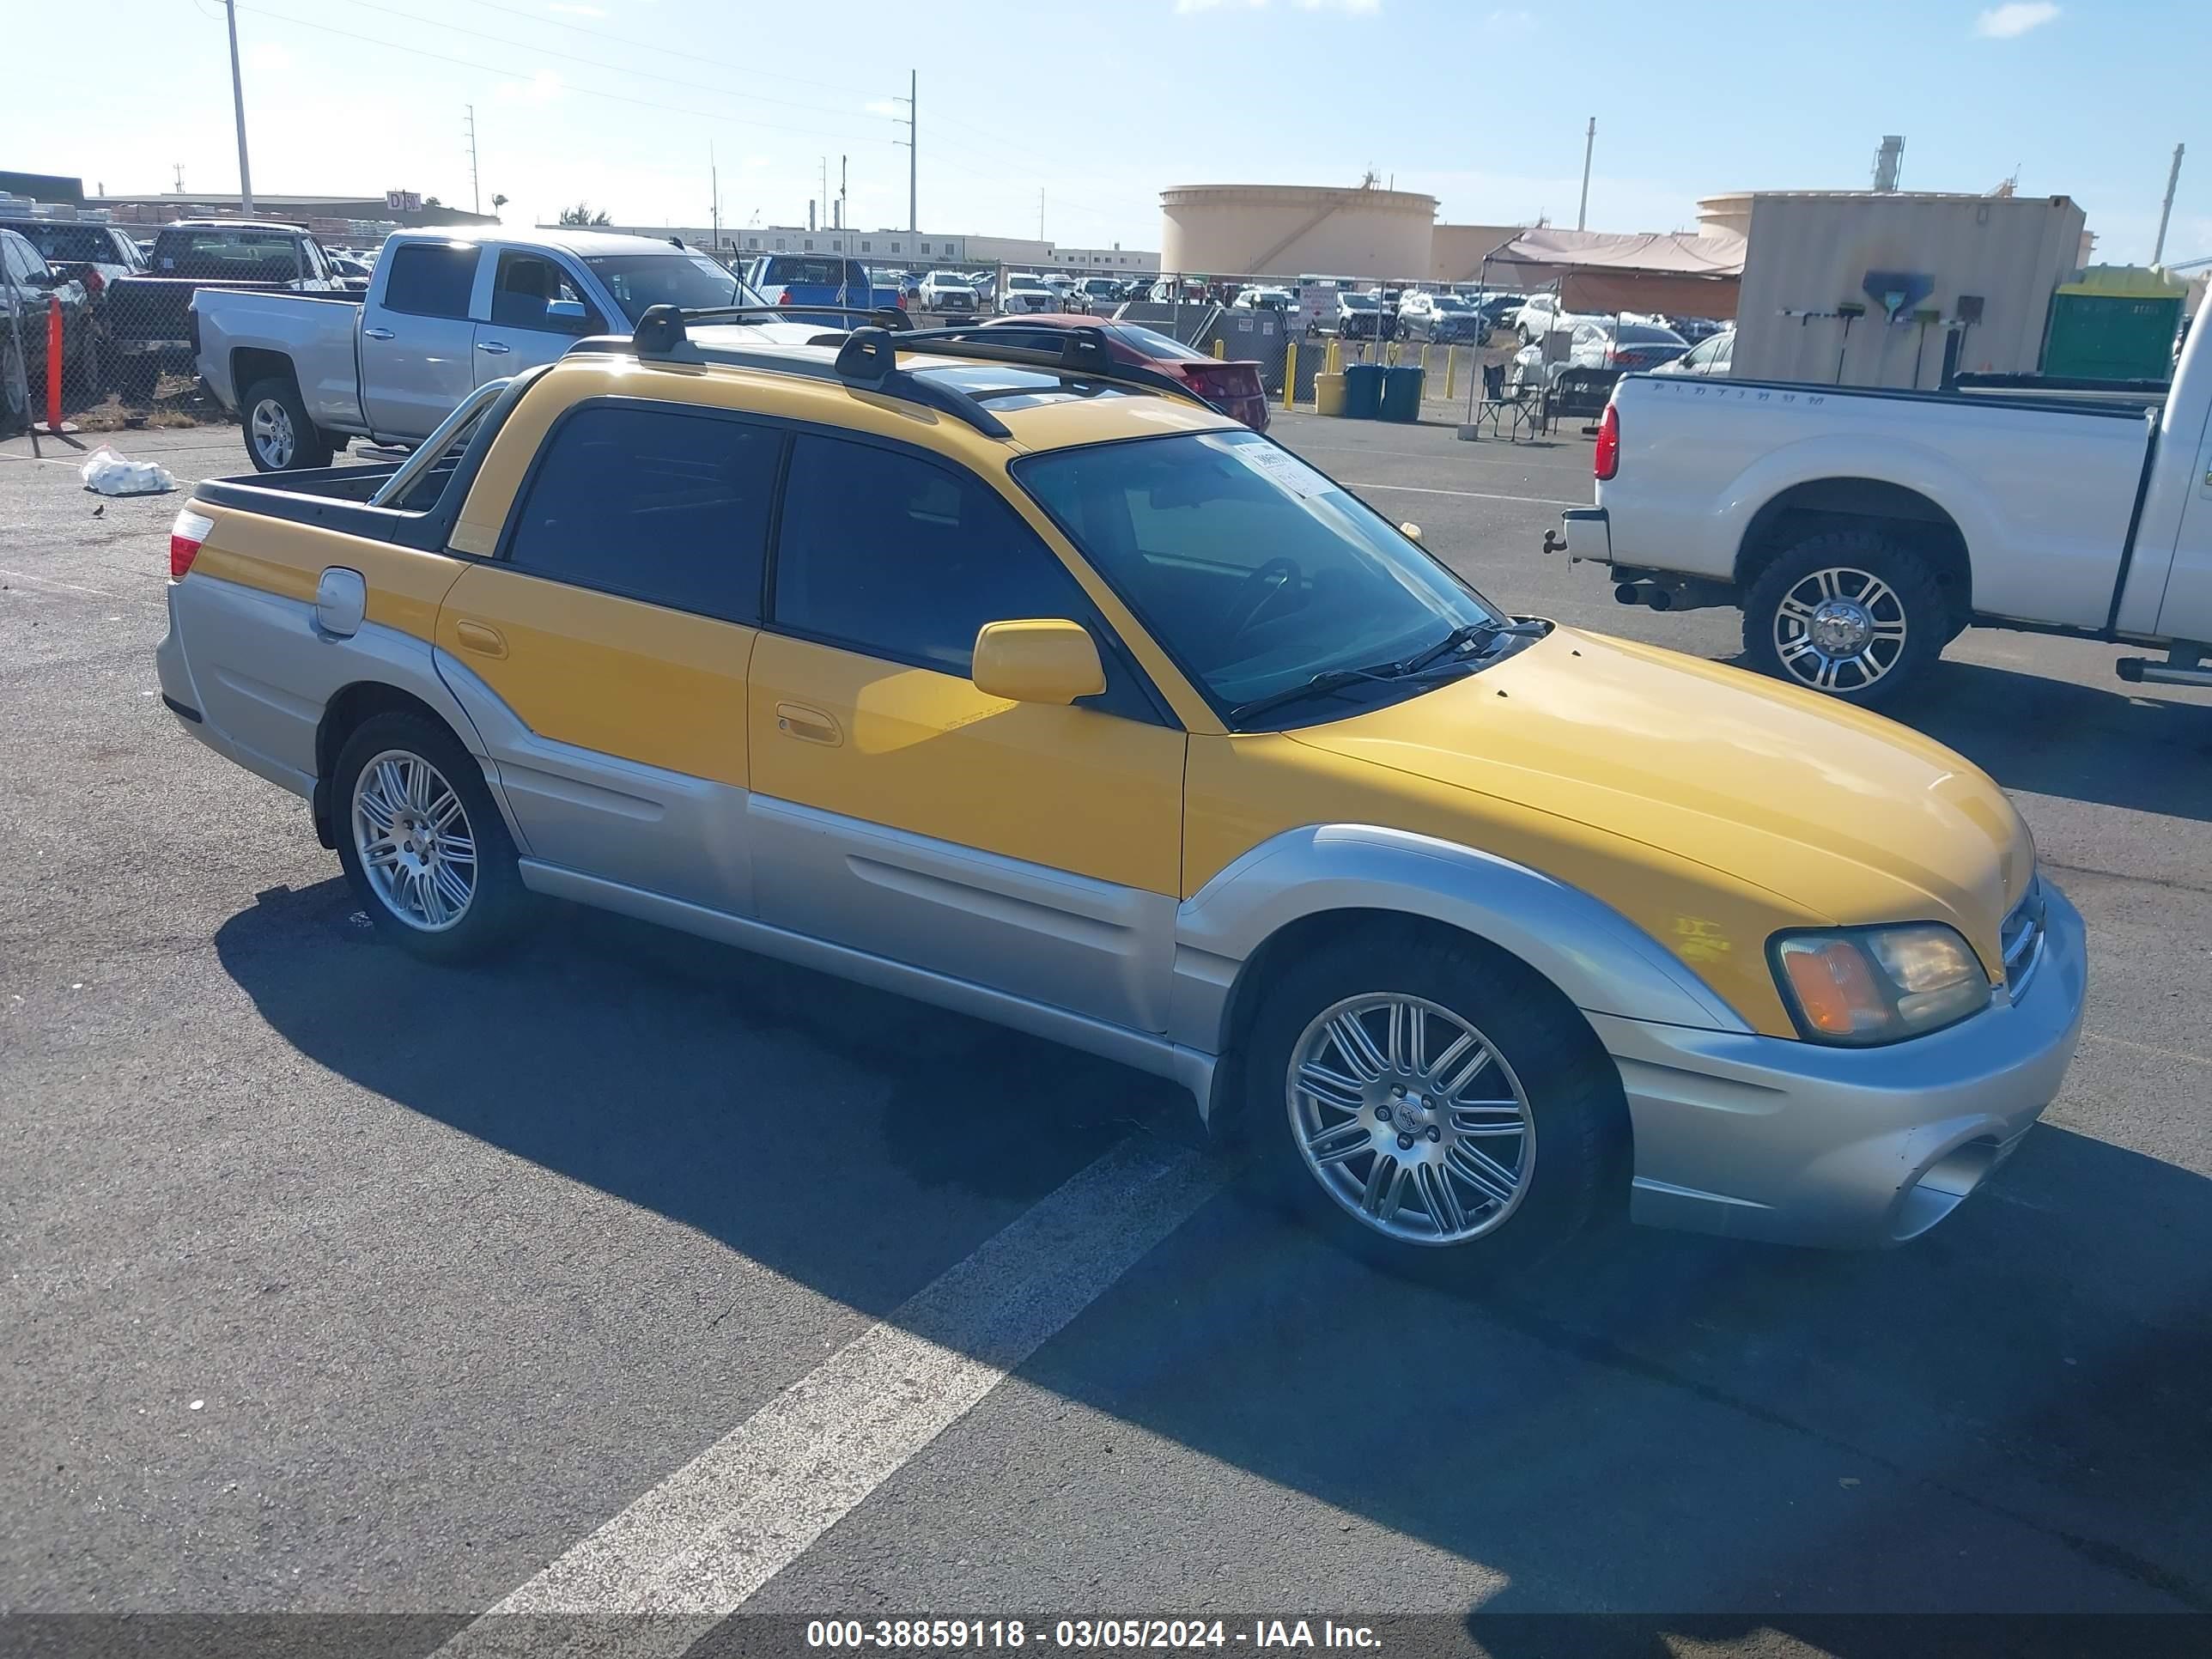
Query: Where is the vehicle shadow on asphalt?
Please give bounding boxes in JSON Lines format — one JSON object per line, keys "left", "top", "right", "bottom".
{"left": 215, "top": 881, "right": 2212, "bottom": 1625}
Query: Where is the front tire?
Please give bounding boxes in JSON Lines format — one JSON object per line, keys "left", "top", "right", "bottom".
{"left": 242, "top": 374, "right": 333, "bottom": 472}
{"left": 1242, "top": 927, "right": 1626, "bottom": 1270}
{"left": 1741, "top": 530, "right": 1946, "bottom": 706}
{"left": 333, "top": 713, "right": 526, "bottom": 963}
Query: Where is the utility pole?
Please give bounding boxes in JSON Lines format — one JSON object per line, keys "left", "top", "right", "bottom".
{"left": 820, "top": 156, "right": 829, "bottom": 234}
{"left": 839, "top": 155, "right": 848, "bottom": 234}
{"left": 710, "top": 142, "right": 720, "bottom": 254}
{"left": 222, "top": 0, "right": 254, "bottom": 216}
{"left": 465, "top": 105, "right": 481, "bottom": 216}
{"left": 892, "top": 70, "right": 917, "bottom": 234}
{"left": 2153, "top": 143, "right": 2185, "bottom": 265}
{"left": 1576, "top": 116, "right": 1595, "bottom": 232}
{"left": 1038, "top": 188, "right": 1045, "bottom": 240}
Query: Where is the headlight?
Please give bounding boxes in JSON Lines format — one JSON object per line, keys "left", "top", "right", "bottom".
{"left": 1770, "top": 924, "right": 1992, "bottom": 1046}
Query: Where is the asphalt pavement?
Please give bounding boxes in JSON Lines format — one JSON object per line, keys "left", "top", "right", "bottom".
{"left": 3, "top": 415, "right": 2209, "bottom": 1653}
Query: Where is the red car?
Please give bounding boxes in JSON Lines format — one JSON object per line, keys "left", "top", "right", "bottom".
{"left": 968, "top": 313, "right": 1269, "bottom": 432}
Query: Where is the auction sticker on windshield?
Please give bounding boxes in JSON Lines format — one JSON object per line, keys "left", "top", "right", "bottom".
{"left": 1211, "top": 433, "right": 1329, "bottom": 498}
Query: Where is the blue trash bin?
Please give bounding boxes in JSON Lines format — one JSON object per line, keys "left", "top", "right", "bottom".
{"left": 1343, "top": 363, "right": 1385, "bottom": 420}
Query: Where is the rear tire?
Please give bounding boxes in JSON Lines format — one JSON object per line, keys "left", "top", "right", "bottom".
{"left": 1240, "top": 925, "right": 1626, "bottom": 1274}
{"left": 332, "top": 713, "right": 527, "bottom": 963}
{"left": 1741, "top": 530, "right": 1947, "bottom": 707}
{"left": 242, "top": 374, "right": 333, "bottom": 472}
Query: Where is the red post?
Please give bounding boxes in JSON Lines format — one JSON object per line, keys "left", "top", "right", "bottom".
{"left": 46, "top": 296, "right": 63, "bottom": 431}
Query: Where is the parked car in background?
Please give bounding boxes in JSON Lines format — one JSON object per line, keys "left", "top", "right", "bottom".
{"left": 919, "top": 270, "right": 982, "bottom": 313}
{"left": 1233, "top": 286, "right": 1294, "bottom": 311}
{"left": 1068, "top": 276, "right": 1123, "bottom": 313}
{"left": 1397, "top": 292, "right": 1484, "bottom": 343}
{"left": 1334, "top": 291, "right": 1387, "bottom": 339}
{"left": 326, "top": 251, "right": 375, "bottom": 283}
{"left": 0, "top": 227, "right": 96, "bottom": 404}
{"left": 742, "top": 253, "right": 900, "bottom": 313}
{"left": 999, "top": 273, "right": 1058, "bottom": 314}
{"left": 1651, "top": 326, "right": 1735, "bottom": 377}
{"left": 1510, "top": 318, "right": 1688, "bottom": 387}
{"left": 1552, "top": 312, "right": 2212, "bottom": 706}
{"left": 0, "top": 220, "right": 146, "bottom": 295}
{"left": 1660, "top": 315, "right": 1729, "bottom": 343}
{"left": 1471, "top": 293, "right": 1525, "bottom": 335}
{"left": 1511, "top": 293, "right": 1565, "bottom": 345}
{"left": 107, "top": 220, "right": 351, "bottom": 402}
{"left": 1148, "top": 276, "right": 1208, "bottom": 305}
{"left": 968, "top": 313, "right": 1270, "bottom": 432}
{"left": 193, "top": 228, "right": 821, "bottom": 471}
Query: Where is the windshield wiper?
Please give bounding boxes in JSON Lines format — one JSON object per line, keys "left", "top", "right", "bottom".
{"left": 1227, "top": 620, "right": 1548, "bottom": 727}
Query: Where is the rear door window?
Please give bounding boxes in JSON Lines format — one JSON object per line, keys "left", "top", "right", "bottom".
{"left": 503, "top": 402, "right": 781, "bottom": 624}
{"left": 489, "top": 251, "right": 602, "bottom": 333}
{"left": 380, "top": 243, "right": 481, "bottom": 319}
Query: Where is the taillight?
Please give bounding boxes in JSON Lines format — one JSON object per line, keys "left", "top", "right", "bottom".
{"left": 1602, "top": 346, "right": 1619, "bottom": 367}
{"left": 1594, "top": 402, "right": 1620, "bottom": 482}
{"left": 778, "top": 289, "right": 793, "bottom": 306}
{"left": 169, "top": 507, "right": 213, "bottom": 580}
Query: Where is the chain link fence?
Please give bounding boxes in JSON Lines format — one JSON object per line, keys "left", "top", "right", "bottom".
{"left": 1, "top": 276, "right": 234, "bottom": 439}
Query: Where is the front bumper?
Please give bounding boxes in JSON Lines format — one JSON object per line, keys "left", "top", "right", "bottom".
{"left": 1593, "top": 880, "right": 2087, "bottom": 1248}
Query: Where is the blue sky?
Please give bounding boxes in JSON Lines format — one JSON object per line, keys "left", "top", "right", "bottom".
{"left": 13, "top": 0, "right": 2209, "bottom": 266}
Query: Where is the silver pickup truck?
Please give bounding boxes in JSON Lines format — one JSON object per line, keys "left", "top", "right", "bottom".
{"left": 192, "top": 227, "right": 833, "bottom": 471}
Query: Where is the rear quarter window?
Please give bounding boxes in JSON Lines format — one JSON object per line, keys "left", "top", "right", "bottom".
{"left": 503, "top": 402, "right": 782, "bottom": 625}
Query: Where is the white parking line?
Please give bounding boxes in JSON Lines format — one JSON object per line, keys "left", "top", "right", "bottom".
{"left": 0, "top": 566, "right": 116, "bottom": 598}
{"left": 1343, "top": 480, "right": 1584, "bottom": 508}
{"left": 437, "top": 1138, "right": 1223, "bottom": 1657}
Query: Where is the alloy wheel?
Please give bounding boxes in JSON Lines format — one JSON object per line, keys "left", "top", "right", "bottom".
{"left": 1771, "top": 565, "right": 1909, "bottom": 692}
{"left": 250, "top": 397, "right": 295, "bottom": 469}
{"left": 1286, "top": 994, "right": 1535, "bottom": 1246}
{"left": 350, "top": 749, "right": 477, "bottom": 932}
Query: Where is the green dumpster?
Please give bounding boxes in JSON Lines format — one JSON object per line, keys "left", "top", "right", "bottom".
{"left": 2041, "top": 266, "right": 2186, "bottom": 381}
{"left": 1343, "top": 363, "right": 1385, "bottom": 420}
{"left": 1380, "top": 364, "right": 1425, "bottom": 422}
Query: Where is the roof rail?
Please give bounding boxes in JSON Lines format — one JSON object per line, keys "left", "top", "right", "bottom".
{"left": 612, "top": 307, "right": 1218, "bottom": 439}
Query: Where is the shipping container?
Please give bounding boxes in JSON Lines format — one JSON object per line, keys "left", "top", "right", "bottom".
{"left": 1730, "top": 191, "right": 2086, "bottom": 390}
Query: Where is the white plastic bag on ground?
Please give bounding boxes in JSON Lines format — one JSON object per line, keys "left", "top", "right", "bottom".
{"left": 80, "top": 445, "right": 176, "bottom": 496}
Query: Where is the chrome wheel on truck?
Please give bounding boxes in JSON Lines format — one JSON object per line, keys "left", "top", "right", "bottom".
{"left": 1288, "top": 993, "right": 1535, "bottom": 1245}
{"left": 1742, "top": 530, "right": 1948, "bottom": 708}
{"left": 248, "top": 394, "right": 296, "bottom": 470}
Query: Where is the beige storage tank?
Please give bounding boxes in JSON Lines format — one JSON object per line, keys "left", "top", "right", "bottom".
{"left": 1159, "top": 184, "right": 1436, "bottom": 280}
{"left": 1730, "top": 191, "right": 2087, "bottom": 389}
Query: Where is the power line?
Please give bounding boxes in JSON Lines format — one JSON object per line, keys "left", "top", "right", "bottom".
{"left": 326, "top": 0, "right": 901, "bottom": 127}
{"left": 235, "top": 5, "right": 902, "bottom": 148}
{"left": 444, "top": 0, "right": 881, "bottom": 100}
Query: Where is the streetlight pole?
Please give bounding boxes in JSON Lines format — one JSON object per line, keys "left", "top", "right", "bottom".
{"left": 1576, "top": 117, "right": 1595, "bottom": 232}
{"left": 223, "top": 0, "right": 255, "bottom": 216}
{"left": 2152, "top": 143, "right": 2185, "bottom": 265}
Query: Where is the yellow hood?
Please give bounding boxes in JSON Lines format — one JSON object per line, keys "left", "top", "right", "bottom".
{"left": 1282, "top": 625, "right": 2033, "bottom": 990}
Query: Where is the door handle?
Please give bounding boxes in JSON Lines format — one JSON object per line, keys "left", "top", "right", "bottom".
{"left": 453, "top": 620, "right": 507, "bottom": 659}
{"left": 362, "top": 325, "right": 394, "bottom": 340}
{"left": 477, "top": 341, "right": 511, "bottom": 355}
{"left": 775, "top": 702, "right": 842, "bottom": 746}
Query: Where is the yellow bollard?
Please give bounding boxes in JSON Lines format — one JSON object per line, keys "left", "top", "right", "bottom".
{"left": 1444, "top": 345, "right": 1457, "bottom": 401}
{"left": 1212, "top": 337, "right": 1225, "bottom": 360}
{"left": 1419, "top": 344, "right": 1431, "bottom": 378}
{"left": 1283, "top": 341, "right": 1298, "bottom": 407}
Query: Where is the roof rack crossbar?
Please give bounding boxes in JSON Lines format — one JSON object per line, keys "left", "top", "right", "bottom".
{"left": 833, "top": 324, "right": 1219, "bottom": 413}
{"left": 632, "top": 302, "right": 910, "bottom": 354}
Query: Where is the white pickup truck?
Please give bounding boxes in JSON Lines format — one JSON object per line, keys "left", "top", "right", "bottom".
{"left": 1547, "top": 310, "right": 2211, "bottom": 704}
{"left": 191, "top": 228, "right": 836, "bottom": 471}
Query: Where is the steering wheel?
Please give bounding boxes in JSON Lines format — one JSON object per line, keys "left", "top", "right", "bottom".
{"left": 1224, "top": 557, "right": 1302, "bottom": 640}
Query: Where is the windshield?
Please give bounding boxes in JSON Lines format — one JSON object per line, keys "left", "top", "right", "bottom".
{"left": 1015, "top": 431, "right": 1504, "bottom": 725}
{"left": 1341, "top": 294, "right": 1379, "bottom": 310}
{"left": 1614, "top": 322, "right": 1686, "bottom": 344}
{"left": 582, "top": 254, "right": 763, "bottom": 322}
{"left": 1432, "top": 295, "right": 1473, "bottom": 312}
{"left": 7, "top": 224, "right": 117, "bottom": 264}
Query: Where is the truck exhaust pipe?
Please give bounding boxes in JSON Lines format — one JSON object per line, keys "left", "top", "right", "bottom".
{"left": 2117, "top": 655, "right": 2212, "bottom": 690}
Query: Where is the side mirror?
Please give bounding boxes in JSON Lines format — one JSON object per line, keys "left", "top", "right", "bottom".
{"left": 1399, "top": 522, "right": 1424, "bottom": 544}
{"left": 972, "top": 619, "right": 1105, "bottom": 706}
{"left": 546, "top": 297, "right": 586, "bottom": 321}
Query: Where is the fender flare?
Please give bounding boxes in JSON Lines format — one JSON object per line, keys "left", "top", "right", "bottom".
{"left": 1716, "top": 432, "right": 1990, "bottom": 581}
{"left": 1167, "top": 824, "right": 1748, "bottom": 1060}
